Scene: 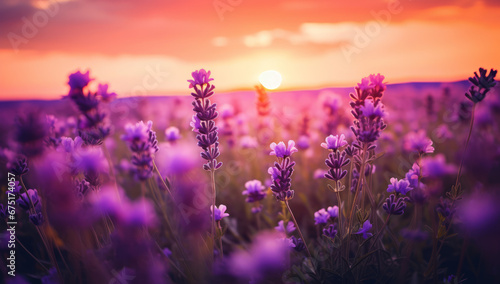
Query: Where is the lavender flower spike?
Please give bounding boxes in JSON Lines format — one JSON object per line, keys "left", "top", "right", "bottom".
{"left": 383, "top": 194, "right": 409, "bottom": 215}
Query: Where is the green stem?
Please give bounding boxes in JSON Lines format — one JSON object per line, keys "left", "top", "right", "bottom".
{"left": 285, "top": 200, "right": 312, "bottom": 258}
{"left": 152, "top": 160, "right": 175, "bottom": 201}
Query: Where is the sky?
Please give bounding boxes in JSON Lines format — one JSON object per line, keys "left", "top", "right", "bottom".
{"left": 0, "top": 0, "right": 499, "bottom": 99}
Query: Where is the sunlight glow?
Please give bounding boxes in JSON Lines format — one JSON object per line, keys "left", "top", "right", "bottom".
{"left": 259, "top": 70, "right": 282, "bottom": 90}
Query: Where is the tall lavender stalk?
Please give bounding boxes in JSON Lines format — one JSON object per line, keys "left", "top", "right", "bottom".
{"left": 188, "top": 69, "right": 222, "bottom": 255}
{"left": 321, "top": 134, "right": 350, "bottom": 237}
{"left": 268, "top": 140, "right": 311, "bottom": 257}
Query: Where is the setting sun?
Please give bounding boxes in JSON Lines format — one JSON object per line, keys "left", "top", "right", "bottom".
{"left": 258, "top": 70, "right": 282, "bottom": 90}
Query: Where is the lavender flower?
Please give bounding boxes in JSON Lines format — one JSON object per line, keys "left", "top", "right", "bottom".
{"left": 242, "top": 180, "right": 267, "bottom": 203}
{"left": 465, "top": 68, "right": 497, "bottom": 103}
{"left": 29, "top": 212, "right": 45, "bottom": 226}
{"left": 421, "top": 154, "right": 456, "bottom": 178}
{"left": 321, "top": 134, "right": 348, "bottom": 151}
{"left": 121, "top": 120, "right": 158, "bottom": 180}
{"left": 324, "top": 150, "right": 350, "bottom": 182}
{"left": 17, "top": 189, "right": 42, "bottom": 212}
{"left": 189, "top": 69, "right": 222, "bottom": 171}
{"left": 165, "top": 126, "right": 181, "bottom": 142}
{"left": 275, "top": 220, "right": 296, "bottom": 234}
{"left": 350, "top": 75, "right": 387, "bottom": 145}
{"left": 268, "top": 146, "right": 296, "bottom": 201}
{"left": 211, "top": 204, "right": 229, "bottom": 222}
{"left": 404, "top": 130, "right": 435, "bottom": 154}
{"left": 290, "top": 236, "right": 305, "bottom": 252}
{"left": 387, "top": 178, "right": 412, "bottom": 195}
{"left": 323, "top": 224, "right": 338, "bottom": 239}
{"left": 383, "top": 194, "right": 410, "bottom": 215}
{"left": 327, "top": 206, "right": 339, "bottom": 218}
{"left": 8, "top": 157, "right": 29, "bottom": 176}
{"left": 355, "top": 220, "right": 373, "bottom": 239}
{"left": 269, "top": 140, "right": 298, "bottom": 158}
{"left": 96, "top": 83, "right": 117, "bottom": 102}
{"left": 314, "top": 208, "right": 330, "bottom": 225}
{"left": 68, "top": 70, "right": 93, "bottom": 92}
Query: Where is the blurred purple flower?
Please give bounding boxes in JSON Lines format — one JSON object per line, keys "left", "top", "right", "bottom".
{"left": 269, "top": 140, "right": 298, "bottom": 158}
{"left": 242, "top": 180, "right": 267, "bottom": 203}
{"left": 323, "top": 224, "right": 338, "bottom": 239}
{"left": 211, "top": 204, "right": 229, "bottom": 222}
{"left": 17, "top": 189, "right": 42, "bottom": 212}
{"left": 275, "top": 220, "right": 296, "bottom": 234}
{"left": 327, "top": 206, "right": 339, "bottom": 218}
{"left": 228, "top": 231, "right": 288, "bottom": 281}
{"left": 313, "top": 168, "right": 327, "bottom": 179}
{"left": 165, "top": 126, "right": 181, "bottom": 142}
{"left": 29, "top": 212, "right": 45, "bottom": 226}
{"left": 122, "top": 121, "right": 154, "bottom": 152}
{"left": 190, "top": 114, "right": 202, "bottom": 133}
{"left": 360, "top": 100, "right": 385, "bottom": 118}
{"left": 421, "top": 154, "right": 456, "bottom": 178}
{"left": 355, "top": 220, "right": 373, "bottom": 239}
{"left": 187, "top": 69, "right": 214, "bottom": 88}
{"left": 8, "top": 157, "right": 29, "bottom": 176}
{"left": 314, "top": 208, "right": 330, "bottom": 225}
{"left": 387, "top": 178, "right": 412, "bottom": 195}
{"left": 296, "top": 135, "right": 310, "bottom": 150}
{"left": 404, "top": 130, "right": 434, "bottom": 154}
{"left": 290, "top": 236, "right": 305, "bottom": 252}
{"left": 68, "top": 70, "right": 93, "bottom": 90}
{"left": 220, "top": 104, "right": 235, "bottom": 119}
{"left": 58, "top": 136, "right": 83, "bottom": 153}
{"left": 96, "top": 83, "right": 117, "bottom": 102}
{"left": 321, "top": 134, "right": 348, "bottom": 151}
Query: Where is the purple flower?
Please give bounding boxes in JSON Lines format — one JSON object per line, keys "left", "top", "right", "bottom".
{"left": 163, "top": 248, "right": 172, "bottom": 258}
{"left": 58, "top": 136, "right": 83, "bottom": 153}
{"left": 187, "top": 69, "right": 214, "bottom": 88}
{"left": 17, "top": 189, "right": 42, "bottom": 212}
{"left": 360, "top": 100, "right": 385, "bottom": 118}
{"left": 165, "top": 126, "right": 181, "bottom": 142}
{"left": 383, "top": 194, "right": 409, "bottom": 215}
{"left": 369, "top": 73, "right": 386, "bottom": 97}
{"left": 122, "top": 121, "right": 153, "bottom": 152}
{"left": 29, "top": 212, "right": 45, "bottom": 226}
{"left": 296, "top": 135, "right": 310, "bottom": 150}
{"left": 8, "top": 157, "right": 29, "bottom": 176}
{"left": 465, "top": 68, "right": 497, "bottom": 103}
{"left": 211, "top": 204, "right": 229, "bottom": 222}
{"left": 387, "top": 178, "right": 412, "bottom": 195}
{"left": 314, "top": 208, "right": 330, "bottom": 225}
{"left": 405, "top": 163, "right": 421, "bottom": 189}
{"left": 97, "top": 83, "right": 117, "bottom": 102}
{"left": 68, "top": 70, "right": 93, "bottom": 90}
{"left": 269, "top": 157, "right": 295, "bottom": 201}
{"left": 290, "top": 236, "right": 305, "bottom": 252}
{"left": 324, "top": 150, "right": 350, "bottom": 181}
{"left": 242, "top": 180, "right": 267, "bottom": 203}
{"left": 355, "top": 220, "right": 373, "bottom": 239}
{"left": 270, "top": 140, "right": 298, "bottom": 158}
{"left": 421, "top": 154, "right": 456, "bottom": 178}
{"left": 327, "top": 206, "right": 339, "bottom": 218}
{"left": 321, "top": 134, "right": 348, "bottom": 151}
{"left": 323, "top": 224, "right": 338, "bottom": 239}
{"left": 275, "top": 220, "right": 296, "bottom": 234}
{"left": 404, "top": 130, "right": 434, "bottom": 154}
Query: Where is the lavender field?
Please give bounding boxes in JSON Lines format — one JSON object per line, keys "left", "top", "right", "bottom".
{"left": 0, "top": 68, "right": 499, "bottom": 284}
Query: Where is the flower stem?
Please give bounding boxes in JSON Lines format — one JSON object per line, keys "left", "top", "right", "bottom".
{"left": 210, "top": 169, "right": 217, "bottom": 260}
{"left": 285, "top": 200, "right": 312, "bottom": 258}
{"left": 152, "top": 160, "right": 175, "bottom": 201}
{"left": 369, "top": 214, "right": 390, "bottom": 251}
{"left": 454, "top": 103, "right": 476, "bottom": 192}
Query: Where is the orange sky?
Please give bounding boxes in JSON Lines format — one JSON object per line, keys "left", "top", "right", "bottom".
{"left": 0, "top": 0, "right": 499, "bottom": 100}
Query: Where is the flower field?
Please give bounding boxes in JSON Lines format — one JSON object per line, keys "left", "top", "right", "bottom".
{"left": 0, "top": 68, "right": 499, "bottom": 284}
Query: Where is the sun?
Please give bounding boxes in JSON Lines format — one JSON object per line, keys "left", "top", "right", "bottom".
{"left": 259, "top": 70, "right": 282, "bottom": 90}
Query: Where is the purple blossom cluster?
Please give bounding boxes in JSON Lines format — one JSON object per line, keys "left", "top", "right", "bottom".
{"left": 268, "top": 140, "right": 298, "bottom": 201}
{"left": 189, "top": 69, "right": 222, "bottom": 171}
{"left": 121, "top": 120, "right": 159, "bottom": 180}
